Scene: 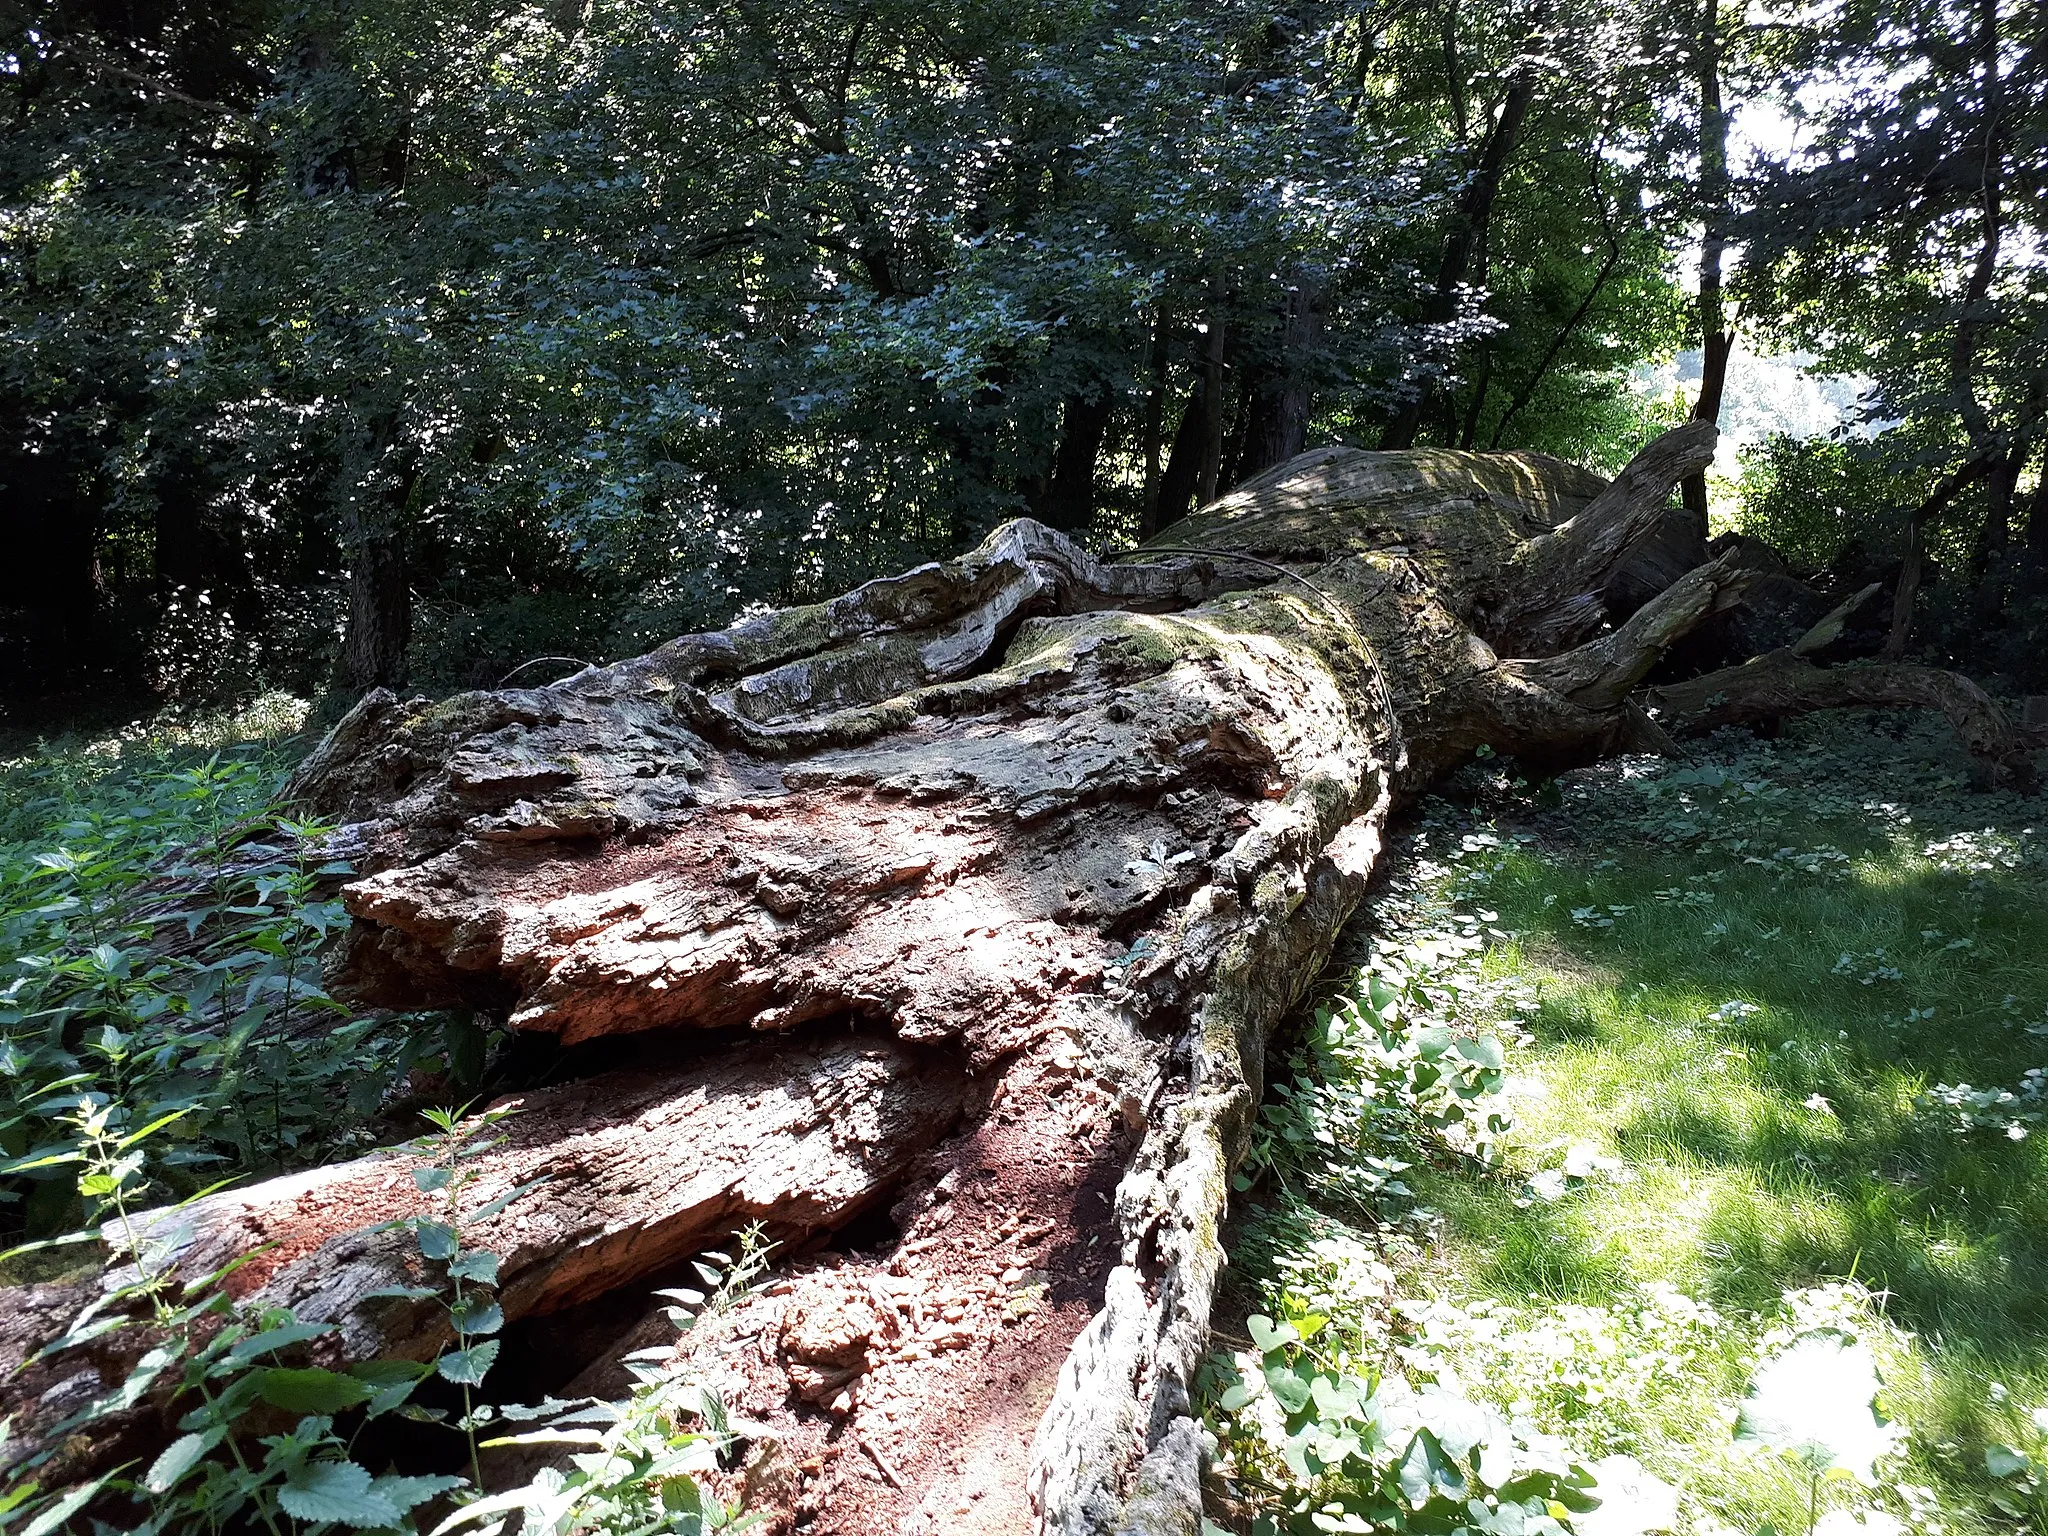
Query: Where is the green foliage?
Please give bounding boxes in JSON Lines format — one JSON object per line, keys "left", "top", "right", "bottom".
{"left": 0, "top": 1095, "right": 746, "bottom": 1536}
{"left": 0, "top": 743, "right": 470, "bottom": 1245}
{"left": 0, "top": 1098, "right": 463, "bottom": 1536}
{"left": 0, "top": 721, "right": 760, "bottom": 1536}
{"left": 1208, "top": 1310, "right": 1599, "bottom": 1535}
{"left": 1981, "top": 1394, "right": 2048, "bottom": 1525}
{"left": 1734, "top": 435, "right": 1910, "bottom": 573}
{"left": 1249, "top": 942, "right": 1515, "bottom": 1216}
{"left": 1221, "top": 711, "right": 2048, "bottom": 1534}
{"left": 1735, "top": 0, "right": 2048, "bottom": 648}
{"left": 460, "top": 1229, "right": 775, "bottom": 1536}
{"left": 2, "top": 0, "right": 1715, "bottom": 705}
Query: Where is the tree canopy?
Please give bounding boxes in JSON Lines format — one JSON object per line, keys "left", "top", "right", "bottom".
{"left": 2, "top": 0, "right": 2043, "bottom": 709}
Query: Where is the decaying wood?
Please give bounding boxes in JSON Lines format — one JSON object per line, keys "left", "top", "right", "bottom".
{"left": 0, "top": 1038, "right": 967, "bottom": 1489}
{"left": 1651, "top": 654, "right": 2036, "bottom": 767}
{"left": 6, "top": 421, "right": 2034, "bottom": 1534}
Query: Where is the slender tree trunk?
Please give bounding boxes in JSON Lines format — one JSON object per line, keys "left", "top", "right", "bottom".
{"left": 1140, "top": 311, "right": 1169, "bottom": 536}
{"left": 1381, "top": 72, "right": 1535, "bottom": 449}
{"left": 1219, "top": 371, "right": 1256, "bottom": 491}
{"left": 1197, "top": 298, "right": 1228, "bottom": 505}
{"left": 338, "top": 519, "right": 411, "bottom": 693}
{"left": 1269, "top": 276, "right": 1322, "bottom": 466}
{"left": 1889, "top": 0, "right": 2026, "bottom": 654}
{"left": 1457, "top": 348, "right": 1493, "bottom": 448}
{"left": 2024, "top": 441, "right": 2048, "bottom": 576}
{"left": 1037, "top": 390, "right": 1114, "bottom": 535}
{"left": 1680, "top": 0, "right": 1732, "bottom": 537}
{"left": 1970, "top": 454, "right": 2020, "bottom": 625}
{"left": 1236, "top": 277, "right": 1324, "bottom": 483}
{"left": 0, "top": 451, "right": 100, "bottom": 694}
{"left": 1885, "top": 518, "right": 1925, "bottom": 661}
{"left": 1156, "top": 383, "right": 1206, "bottom": 529}
{"left": 1884, "top": 454, "right": 1998, "bottom": 658}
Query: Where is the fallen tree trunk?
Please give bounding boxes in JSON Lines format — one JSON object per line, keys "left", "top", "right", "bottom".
{"left": 6, "top": 423, "right": 2037, "bottom": 1533}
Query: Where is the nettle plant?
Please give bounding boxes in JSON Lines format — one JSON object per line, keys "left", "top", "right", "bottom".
{"left": 366, "top": 1102, "right": 549, "bottom": 1487}
{"left": 1248, "top": 955, "right": 1512, "bottom": 1215}
{"left": 3, "top": 1103, "right": 750, "bottom": 1536}
{"left": 0, "top": 751, "right": 481, "bottom": 1242}
{"left": 1205, "top": 1311, "right": 1599, "bottom": 1536}
{"left": 451, "top": 1229, "right": 775, "bottom": 1536}
{"left": 1, "top": 1100, "right": 467, "bottom": 1536}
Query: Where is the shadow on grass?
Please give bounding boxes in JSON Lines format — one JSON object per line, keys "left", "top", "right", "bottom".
{"left": 1465, "top": 850, "right": 2048, "bottom": 1367}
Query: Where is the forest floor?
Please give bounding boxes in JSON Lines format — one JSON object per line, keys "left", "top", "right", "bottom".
{"left": 1213, "top": 710, "right": 2048, "bottom": 1535}
{"left": 11, "top": 692, "right": 2048, "bottom": 1535}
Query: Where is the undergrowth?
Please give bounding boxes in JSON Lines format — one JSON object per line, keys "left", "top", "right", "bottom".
{"left": 0, "top": 704, "right": 758, "bottom": 1534}
{"left": 0, "top": 698, "right": 470, "bottom": 1250}
{"left": 1210, "top": 712, "right": 2048, "bottom": 1536}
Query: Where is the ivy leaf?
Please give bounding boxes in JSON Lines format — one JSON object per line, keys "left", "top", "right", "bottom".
{"left": 1414, "top": 1385, "right": 1492, "bottom": 1460}
{"left": 437, "top": 1339, "right": 501, "bottom": 1386}
{"left": 1309, "top": 1374, "right": 1363, "bottom": 1421}
{"left": 277, "top": 1461, "right": 404, "bottom": 1527}
{"left": 258, "top": 1367, "right": 374, "bottom": 1414}
{"left": 1578, "top": 1454, "right": 1681, "bottom": 1536}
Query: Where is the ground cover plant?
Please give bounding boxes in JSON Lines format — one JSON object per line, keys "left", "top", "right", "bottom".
{"left": 0, "top": 705, "right": 754, "bottom": 1534}
{"left": 0, "top": 696, "right": 457, "bottom": 1251}
{"left": 1211, "top": 710, "right": 2048, "bottom": 1535}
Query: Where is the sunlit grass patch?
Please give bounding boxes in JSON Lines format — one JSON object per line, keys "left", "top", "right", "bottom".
{"left": 1214, "top": 713, "right": 2048, "bottom": 1535}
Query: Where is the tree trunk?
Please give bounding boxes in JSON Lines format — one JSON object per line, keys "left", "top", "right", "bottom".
{"left": 1970, "top": 453, "right": 2020, "bottom": 625}
{"left": 1884, "top": 453, "right": 1999, "bottom": 658}
{"left": 2021, "top": 440, "right": 2048, "bottom": 593}
{"left": 1679, "top": 0, "right": 1732, "bottom": 537}
{"left": 1155, "top": 381, "right": 1206, "bottom": 530}
{"left": 1140, "top": 312, "right": 1170, "bottom": 537}
{"left": 1381, "top": 74, "right": 1536, "bottom": 450}
{"left": 1197, "top": 303, "right": 1228, "bottom": 506}
{"left": 1238, "top": 277, "right": 1324, "bottom": 483}
{"left": 339, "top": 520, "right": 411, "bottom": 694}
{"left": 8, "top": 425, "right": 2034, "bottom": 1534}
{"left": 1037, "top": 390, "right": 1114, "bottom": 535}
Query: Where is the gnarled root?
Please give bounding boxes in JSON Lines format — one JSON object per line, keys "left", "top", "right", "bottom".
{"left": 1647, "top": 655, "right": 2040, "bottom": 785}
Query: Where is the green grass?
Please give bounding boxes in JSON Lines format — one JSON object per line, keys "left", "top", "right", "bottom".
{"left": 1225, "top": 713, "right": 2048, "bottom": 1534}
